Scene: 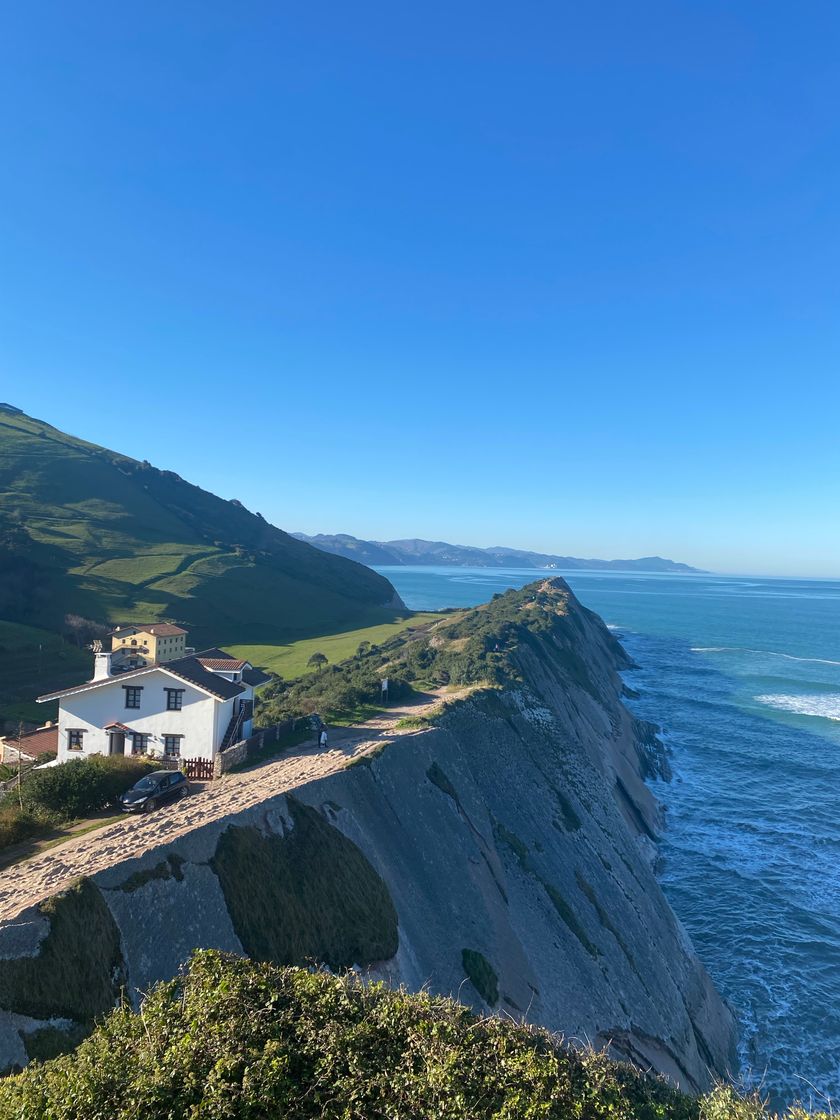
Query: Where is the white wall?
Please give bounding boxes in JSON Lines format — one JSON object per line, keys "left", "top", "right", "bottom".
{"left": 213, "top": 696, "right": 235, "bottom": 749}
{"left": 55, "top": 670, "right": 223, "bottom": 763}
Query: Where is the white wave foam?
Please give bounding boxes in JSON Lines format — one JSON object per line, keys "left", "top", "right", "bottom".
{"left": 691, "top": 647, "right": 840, "bottom": 667}
{"left": 755, "top": 694, "right": 840, "bottom": 721}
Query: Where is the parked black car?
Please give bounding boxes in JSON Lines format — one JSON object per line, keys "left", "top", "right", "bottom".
{"left": 119, "top": 769, "right": 189, "bottom": 812}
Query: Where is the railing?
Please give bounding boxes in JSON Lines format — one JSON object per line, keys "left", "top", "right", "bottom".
{"left": 221, "top": 706, "right": 247, "bottom": 752}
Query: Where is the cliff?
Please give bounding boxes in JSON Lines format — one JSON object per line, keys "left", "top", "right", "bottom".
{"left": 0, "top": 580, "right": 736, "bottom": 1090}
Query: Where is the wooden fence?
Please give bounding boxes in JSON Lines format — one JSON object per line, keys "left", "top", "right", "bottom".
{"left": 152, "top": 756, "right": 214, "bottom": 781}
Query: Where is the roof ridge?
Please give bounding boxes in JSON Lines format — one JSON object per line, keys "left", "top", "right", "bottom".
{"left": 37, "top": 660, "right": 246, "bottom": 703}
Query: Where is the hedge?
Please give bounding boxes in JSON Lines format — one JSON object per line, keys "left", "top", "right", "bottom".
{"left": 6, "top": 754, "right": 156, "bottom": 824}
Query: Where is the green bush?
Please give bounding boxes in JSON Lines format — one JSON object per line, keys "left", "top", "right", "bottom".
{"left": 462, "top": 947, "right": 499, "bottom": 1005}
{"left": 10, "top": 755, "right": 156, "bottom": 823}
{"left": 259, "top": 658, "right": 414, "bottom": 724}
{"left": 0, "top": 878, "right": 124, "bottom": 1022}
{"left": 0, "top": 806, "right": 44, "bottom": 850}
{"left": 0, "top": 951, "right": 810, "bottom": 1120}
{"left": 212, "top": 798, "right": 398, "bottom": 968}
{"left": 256, "top": 580, "right": 598, "bottom": 728}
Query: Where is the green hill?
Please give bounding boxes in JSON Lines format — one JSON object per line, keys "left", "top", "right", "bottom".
{"left": 0, "top": 407, "right": 402, "bottom": 723}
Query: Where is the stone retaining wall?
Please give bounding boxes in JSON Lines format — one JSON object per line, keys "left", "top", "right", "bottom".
{"left": 213, "top": 719, "right": 301, "bottom": 778}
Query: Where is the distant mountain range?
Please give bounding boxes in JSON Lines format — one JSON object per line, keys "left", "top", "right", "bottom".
{"left": 293, "top": 533, "right": 704, "bottom": 573}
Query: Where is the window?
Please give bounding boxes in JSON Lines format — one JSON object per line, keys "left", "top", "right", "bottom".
{"left": 163, "top": 735, "right": 182, "bottom": 758}
{"left": 165, "top": 688, "right": 184, "bottom": 711}
{"left": 67, "top": 729, "right": 85, "bottom": 751}
{"left": 131, "top": 733, "right": 149, "bottom": 755}
{"left": 123, "top": 685, "right": 143, "bottom": 709}
{"left": 131, "top": 639, "right": 137, "bottom": 646}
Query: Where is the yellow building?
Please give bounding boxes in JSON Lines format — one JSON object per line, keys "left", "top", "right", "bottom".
{"left": 110, "top": 623, "right": 189, "bottom": 667}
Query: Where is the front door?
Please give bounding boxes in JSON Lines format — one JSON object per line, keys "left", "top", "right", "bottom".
{"left": 109, "top": 731, "right": 126, "bottom": 756}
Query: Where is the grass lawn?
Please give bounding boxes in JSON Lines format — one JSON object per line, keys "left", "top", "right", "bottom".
{"left": 228, "top": 612, "right": 443, "bottom": 680}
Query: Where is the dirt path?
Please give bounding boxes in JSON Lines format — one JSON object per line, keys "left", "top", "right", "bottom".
{"left": 0, "top": 691, "right": 456, "bottom": 923}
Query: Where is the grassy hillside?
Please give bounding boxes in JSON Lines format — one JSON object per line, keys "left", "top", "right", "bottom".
{"left": 0, "top": 408, "right": 402, "bottom": 723}
{"left": 0, "top": 620, "right": 91, "bottom": 725}
{"left": 0, "top": 950, "right": 816, "bottom": 1120}
{"left": 256, "top": 578, "right": 615, "bottom": 725}
{"left": 228, "top": 611, "right": 442, "bottom": 679}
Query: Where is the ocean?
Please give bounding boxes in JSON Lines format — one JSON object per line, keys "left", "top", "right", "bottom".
{"left": 376, "top": 566, "right": 840, "bottom": 1107}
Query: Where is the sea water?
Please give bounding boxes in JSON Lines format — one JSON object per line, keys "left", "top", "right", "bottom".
{"left": 376, "top": 566, "right": 840, "bottom": 1107}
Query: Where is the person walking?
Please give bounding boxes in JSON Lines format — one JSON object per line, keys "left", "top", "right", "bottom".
{"left": 319, "top": 726, "right": 328, "bottom": 749}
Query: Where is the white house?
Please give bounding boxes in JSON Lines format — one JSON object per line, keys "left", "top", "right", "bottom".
{"left": 37, "top": 627, "right": 270, "bottom": 772}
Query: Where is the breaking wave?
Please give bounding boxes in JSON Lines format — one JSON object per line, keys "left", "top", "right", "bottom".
{"left": 755, "top": 694, "right": 840, "bottom": 721}
{"left": 692, "top": 647, "right": 840, "bottom": 667}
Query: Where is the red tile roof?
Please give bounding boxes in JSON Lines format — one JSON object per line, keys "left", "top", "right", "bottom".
{"left": 197, "top": 657, "right": 249, "bottom": 671}
{"left": 2, "top": 725, "right": 58, "bottom": 759}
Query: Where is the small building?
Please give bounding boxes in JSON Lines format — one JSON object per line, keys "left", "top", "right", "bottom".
{"left": 36, "top": 628, "right": 269, "bottom": 770}
{"left": 1, "top": 722, "right": 59, "bottom": 766}
{"left": 108, "top": 623, "right": 189, "bottom": 669}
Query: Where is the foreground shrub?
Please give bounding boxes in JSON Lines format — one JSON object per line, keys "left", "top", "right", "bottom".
{"left": 0, "top": 951, "right": 690, "bottom": 1120}
{"left": 10, "top": 754, "right": 156, "bottom": 823}
{"left": 0, "top": 806, "right": 43, "bottom": 851}
{"left": 2, "top": 950, "right": 823, "bottom": 1120}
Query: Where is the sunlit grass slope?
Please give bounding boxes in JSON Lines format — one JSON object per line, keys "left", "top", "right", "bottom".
{"left": 229, "top": 612, "right": 442, "bottom": 678}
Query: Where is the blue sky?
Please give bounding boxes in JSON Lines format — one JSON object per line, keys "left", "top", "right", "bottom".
{"left": 2, "top": 3, "right": 840, "bottom": 576}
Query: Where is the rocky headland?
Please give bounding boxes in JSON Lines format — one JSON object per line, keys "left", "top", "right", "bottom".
{"left": 0, "top": 580, "right": 736, "bottom": 1090}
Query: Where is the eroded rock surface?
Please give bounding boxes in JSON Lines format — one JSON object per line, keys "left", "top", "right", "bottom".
{"left": 0, "top": 581, "right": 737, "bottom": 1092}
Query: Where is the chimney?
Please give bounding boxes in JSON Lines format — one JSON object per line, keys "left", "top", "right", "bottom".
{"left": 93, "top": 650, "right": 113, "bottom": 680}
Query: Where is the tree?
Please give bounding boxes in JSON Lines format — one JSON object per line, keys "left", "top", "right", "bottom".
{"left": 62, "top": 614, "right": 109, "bottom": 649}
{"left": 307, "top": 652, "right": 328, "bottom": 673}
{"left": 356, "top": 641, "right": 371, "bottom": 659}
